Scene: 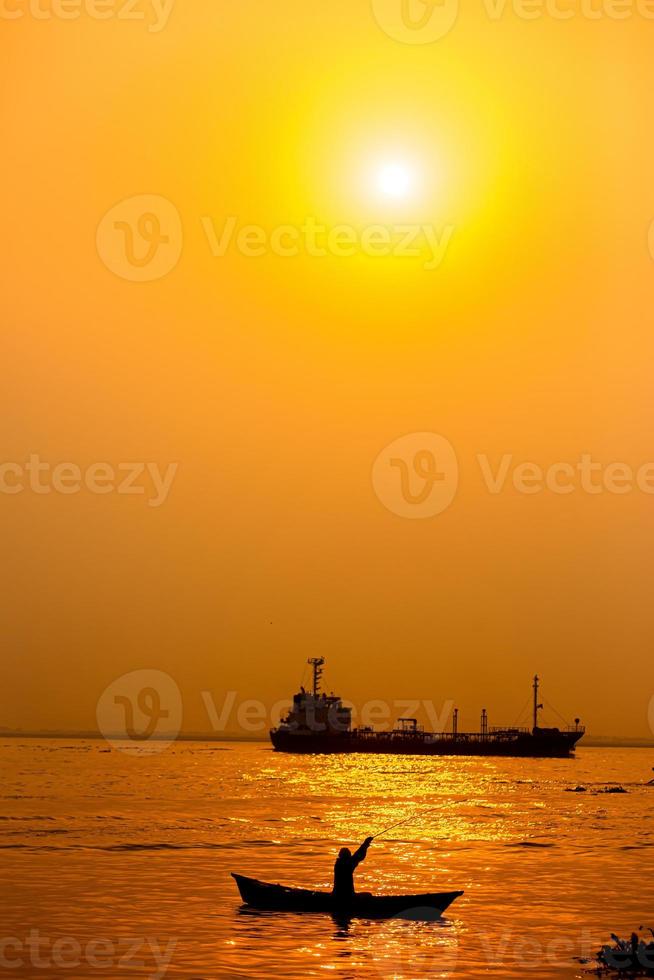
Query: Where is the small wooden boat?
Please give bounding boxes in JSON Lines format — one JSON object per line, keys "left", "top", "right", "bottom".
{"left": 232, "top": 873, "right": 463, "bottom": 919}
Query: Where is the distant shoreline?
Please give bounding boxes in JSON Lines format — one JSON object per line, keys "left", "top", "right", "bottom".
{"left": 0, "top": 730, "right": 266, "bottom": 743}
{"left": 1, "top": 731, "right": 653, "bottom": 748}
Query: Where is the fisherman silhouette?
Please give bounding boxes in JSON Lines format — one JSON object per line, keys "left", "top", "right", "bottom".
{"left": 332, "top": 836, "right": 374, "bottom": 902}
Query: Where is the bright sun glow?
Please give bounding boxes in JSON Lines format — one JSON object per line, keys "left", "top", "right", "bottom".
{"left": 376, "top": 162, "right": 413, "bottom": 199}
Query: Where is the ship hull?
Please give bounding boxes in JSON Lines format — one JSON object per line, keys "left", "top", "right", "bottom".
{"left": 270, "top": 729, "right": 583, "bottom": 758}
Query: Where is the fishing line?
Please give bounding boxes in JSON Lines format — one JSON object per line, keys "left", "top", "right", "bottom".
{"left": 372, "top": 800, "right": 459, "bottom": 840}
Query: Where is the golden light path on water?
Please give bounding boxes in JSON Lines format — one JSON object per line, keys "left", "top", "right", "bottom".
{"left": 1, "top": 740, "right": 652, "bottom": 980}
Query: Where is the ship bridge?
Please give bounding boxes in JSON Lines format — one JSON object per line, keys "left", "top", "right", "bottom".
{"left": 278, "top": 658, "right": 352, "bottom": 735}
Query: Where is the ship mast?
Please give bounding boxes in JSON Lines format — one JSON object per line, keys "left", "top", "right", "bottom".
{"left": 533, "top": 674, "right": 543, "bottom": 731}
{"left": 308, "top": 657, "right": 325, "bottom": 698}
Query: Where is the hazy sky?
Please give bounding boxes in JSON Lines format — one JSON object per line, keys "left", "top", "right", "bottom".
{"left": 2, "top": 2, "right": 653, "bottom": 738}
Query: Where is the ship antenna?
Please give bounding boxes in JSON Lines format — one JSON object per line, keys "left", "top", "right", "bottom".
{"left": 533, "top": 674, "right": 543, "bottom": 731}
{"left": 307, "top": 657, "right": 325, "bottom": 698}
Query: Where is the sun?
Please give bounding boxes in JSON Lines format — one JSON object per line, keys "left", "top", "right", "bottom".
{"left": 375, "top": 161, "right": 414, "bottom": 200}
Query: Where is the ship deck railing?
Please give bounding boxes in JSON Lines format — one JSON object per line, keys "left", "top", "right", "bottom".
{"left": 352, "top": 728, "right": 531, "bottom": 742}
{"left": 276, "top": 724, "right": 586, "bottom": 740}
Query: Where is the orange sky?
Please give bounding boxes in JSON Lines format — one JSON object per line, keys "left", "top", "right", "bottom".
{"left": 2, "top": 1, "right": 654, "bottom": 737}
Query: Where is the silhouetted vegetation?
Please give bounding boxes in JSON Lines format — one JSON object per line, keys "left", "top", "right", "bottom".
{"left": 593, "top": 929, "right": 654, "bottom": 976}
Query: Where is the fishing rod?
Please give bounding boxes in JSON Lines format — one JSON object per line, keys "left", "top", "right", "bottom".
{"left": 371, "top": 800, "right": 459, "bottom": 840}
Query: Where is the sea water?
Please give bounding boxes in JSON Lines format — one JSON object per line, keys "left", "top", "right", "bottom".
{"left": 0, "top": 739, "right": 651, "bottom": 979}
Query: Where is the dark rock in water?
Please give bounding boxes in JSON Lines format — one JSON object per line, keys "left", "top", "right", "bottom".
{"left": 602, "top": 786, "right": 628, "bottom": 794}
{"left": 565, "top": 785, "right": 587, "bottom": 792}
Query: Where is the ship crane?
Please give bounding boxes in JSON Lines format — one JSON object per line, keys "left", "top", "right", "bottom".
{"left": 533, "top": 674, "right": 544, "bottom": 731}
{"left": 307, "top": 657, "right": 325, "bottom": 698}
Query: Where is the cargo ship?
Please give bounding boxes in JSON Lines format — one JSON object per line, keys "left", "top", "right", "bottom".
{"left": 270, "top": 659, "right": 585, "bottom": 758}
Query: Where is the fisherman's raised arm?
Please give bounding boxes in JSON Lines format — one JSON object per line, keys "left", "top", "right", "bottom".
{"left": 352, "top": 836, "right": 373, "bottom": 867}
